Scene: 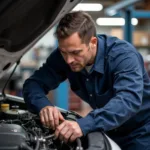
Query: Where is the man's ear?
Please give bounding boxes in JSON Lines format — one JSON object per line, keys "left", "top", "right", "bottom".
{"left": 90, "top": 36, "right": 97, "bottom": 48}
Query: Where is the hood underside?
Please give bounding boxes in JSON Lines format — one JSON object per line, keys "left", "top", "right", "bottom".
{"left": 0, "top": 0, "right": 81, "bottom": 78}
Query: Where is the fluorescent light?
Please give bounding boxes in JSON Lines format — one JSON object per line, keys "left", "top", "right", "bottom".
{"left": 132, "top": 18, "right": 138, "bottom": 25}
{"left": 96, "top": 18, "right": 124, "bottom": 26}
{"left": 73, "top": 3, "right": 103, "bottom": 11}
{"left": 96, "top": 18, "right": 138, "bottom": 26}
{"left": 107, "top": 10, "right": 117, "bottom": 16}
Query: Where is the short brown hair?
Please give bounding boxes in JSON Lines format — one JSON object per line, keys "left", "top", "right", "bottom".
{"left": 55, "top": 11, "right": 96, "bottom": 45}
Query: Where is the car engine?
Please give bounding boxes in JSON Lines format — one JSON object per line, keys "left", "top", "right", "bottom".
{"left": 0, "top": 104, "right": 82, "bottom": 150}
{"left": 0, "top": 92, "right": 121, "bottom": 150}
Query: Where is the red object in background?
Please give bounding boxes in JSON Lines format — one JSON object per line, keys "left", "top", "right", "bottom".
{"left": 69, "top": 89, "right": 82, "bottom": 111}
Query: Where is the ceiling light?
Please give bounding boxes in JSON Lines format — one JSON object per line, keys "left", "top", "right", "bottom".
{"left": 107, "top": 10, "right": 117, "bottom": 16}
{"left": 132, "top": 18, "right": 138, "bottom": 25}
{"left": 96, "top": 18, "right": 124, "bottom": 26}
{"left": 73, "top": 3, "right": 103, "bottom": 11}
{"left": 96, "top": 18, "right": 138, "bottom": 26}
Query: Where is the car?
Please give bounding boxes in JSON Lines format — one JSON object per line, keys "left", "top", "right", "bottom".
{"left": 0, "top": 0, "right": 121, "bottom": 150}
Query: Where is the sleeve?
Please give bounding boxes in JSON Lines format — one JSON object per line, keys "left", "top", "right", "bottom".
{"left": 23, "top": 49, "right": 68, "bottom": 113}
{"left": 77, "top": 51, "right": 143, "bottom": 135}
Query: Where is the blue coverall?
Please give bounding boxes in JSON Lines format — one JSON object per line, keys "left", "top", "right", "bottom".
{"left": 23, "top": 34, "right": 150, "bottom": 150}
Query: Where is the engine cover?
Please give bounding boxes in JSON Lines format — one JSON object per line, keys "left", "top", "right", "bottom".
{"left": 0, "top": 124, "right": 28, "bottom": 150}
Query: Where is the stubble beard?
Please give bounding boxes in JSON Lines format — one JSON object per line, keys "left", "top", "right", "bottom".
{"left": 70, "top": 62, "right": 86, "bottom": 72}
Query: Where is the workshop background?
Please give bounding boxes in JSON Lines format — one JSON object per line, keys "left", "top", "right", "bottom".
{"left": 1, "top": 0, "right": 150, "bottom": 116}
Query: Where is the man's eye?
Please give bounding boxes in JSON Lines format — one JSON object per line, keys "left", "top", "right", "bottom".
{"left": 61, "top": 51, "right": 66, "bottom": 55}
{"left": 73, "top": 51, "right": 80, "bottom": 55}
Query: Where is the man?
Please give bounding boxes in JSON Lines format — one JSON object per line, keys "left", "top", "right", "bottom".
{"left": 23, "top": 11, "right": 150, "bottom": 150}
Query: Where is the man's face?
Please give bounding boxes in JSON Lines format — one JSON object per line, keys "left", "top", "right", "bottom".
{"left": 58, "top": 32, "right": 97, "bottom": 72}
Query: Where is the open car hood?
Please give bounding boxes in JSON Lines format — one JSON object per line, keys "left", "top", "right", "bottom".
{"left": 0, "top": 0, "right": 82, "bottom": 78}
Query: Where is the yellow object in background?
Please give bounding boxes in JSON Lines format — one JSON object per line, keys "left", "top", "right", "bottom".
{"left": 1, "top": 104, "right": 10, "bottom": 112}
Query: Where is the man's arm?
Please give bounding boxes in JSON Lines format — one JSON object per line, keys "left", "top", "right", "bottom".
{"left": 23, "top": 49, "right": 67, "bottom": 113}
{"left": 77, "top": 51, "right": 143, "bottom": 135}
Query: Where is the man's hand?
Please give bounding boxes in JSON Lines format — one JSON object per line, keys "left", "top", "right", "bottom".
{"left": 40, "top": 106, "right": 64, "bottom": 129}
{"left": 55, "top": 120, "right": 83, "bottom": 143}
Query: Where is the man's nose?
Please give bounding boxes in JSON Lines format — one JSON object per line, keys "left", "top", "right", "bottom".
{"left": 66, "top": 55, "right": 74, "bottom": 64}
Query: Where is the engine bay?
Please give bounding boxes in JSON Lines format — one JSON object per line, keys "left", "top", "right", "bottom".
{"left": 0, "top": 95, "right": 83, "bottom": 150}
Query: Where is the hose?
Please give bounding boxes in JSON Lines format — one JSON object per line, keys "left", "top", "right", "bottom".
{"left": 76, "top": 138, "right": 83, "bottom": 150}
{"left": 28, "top": 129, "right": 40, "bottom": 150}
{"left": 21, "top": 143, "right": 33, "bottom": 150}
{"left": 44, "top": 133, "right": 55, "bottom": 139}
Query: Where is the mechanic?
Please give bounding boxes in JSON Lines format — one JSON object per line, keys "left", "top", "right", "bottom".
{"left": 23, "top": 11, "right": 150, "bottom": 150}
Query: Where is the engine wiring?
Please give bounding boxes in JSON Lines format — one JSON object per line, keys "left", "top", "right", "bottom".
{"left": 0, "top": 111, "right": 83, "bottom": 150}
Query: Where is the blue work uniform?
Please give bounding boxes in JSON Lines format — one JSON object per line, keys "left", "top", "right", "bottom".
{"left": 23, "top": 34, "right": 150, "bottom": 150}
